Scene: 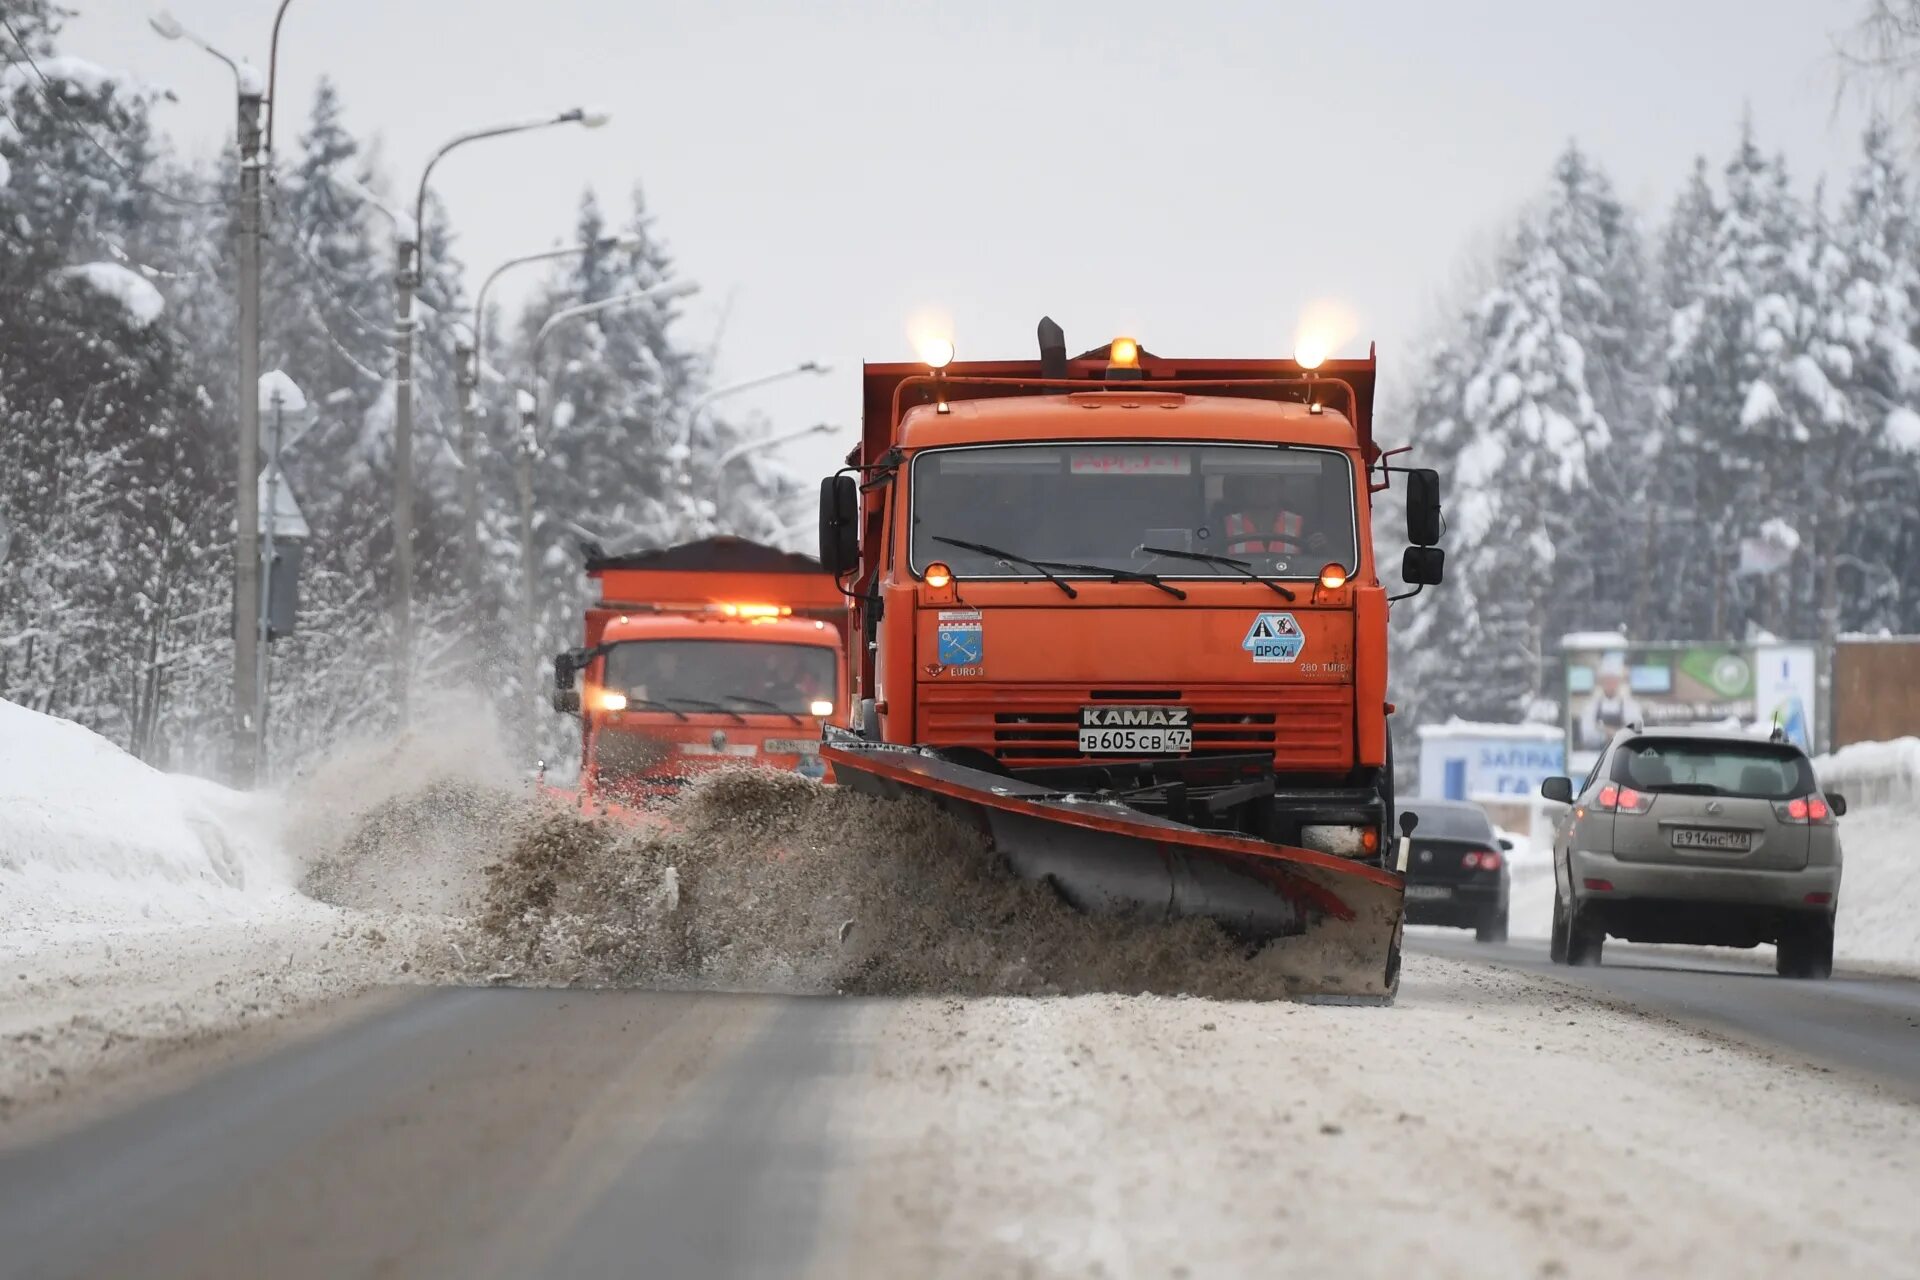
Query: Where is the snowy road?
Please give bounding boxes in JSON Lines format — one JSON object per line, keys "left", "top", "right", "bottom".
{"left": 1408, "top": 931, "right": 1920, "bottom": 1098}
{"left": 4, "top": 953, "right": 1920, "bottom": 1279}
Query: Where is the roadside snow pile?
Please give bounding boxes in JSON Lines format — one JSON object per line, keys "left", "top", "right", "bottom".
{"left": 0, "top": 699, "right": 297, "bottom": 928}
{"left": 1816, "top": 736, "right": 1920, "bottom": 809}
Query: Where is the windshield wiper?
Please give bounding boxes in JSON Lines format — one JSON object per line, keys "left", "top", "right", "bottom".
{"left": 661, "top": 697, "right": 748, "bottom": 724}
{"left": 722, "top": 694, "right": 803, "bottom": 725}
{"left": 1139, "top": 545, "right": 1297, "bottom": 601}
{"left": 930, "top": 535, "right": 1078, "bottom": 598}
{"left": 1036, "top": 560, "right": 1188, "bottom": 600}
{"left": 619, "top": 697, "right": 690, "bottom": 722}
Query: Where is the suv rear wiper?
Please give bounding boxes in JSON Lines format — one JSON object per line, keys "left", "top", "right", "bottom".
{"left": 1036, "top": 560, "right": 1188, "bottom": 600}
{"left": 930, "top": 535, "right": 1078, "bottom": 598}
{"left": 1139, "top": 545, "right": 1297, "bottom": 601}
{"left": 662, "top": 697, "right": 748, "bottom": 724}
{"left": 722, "top": 694, "right": 803, "bottom": 725}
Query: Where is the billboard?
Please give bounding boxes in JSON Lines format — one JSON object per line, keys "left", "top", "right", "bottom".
{"left": 1562, "top": 641, "right": 1770, "bottom": 775}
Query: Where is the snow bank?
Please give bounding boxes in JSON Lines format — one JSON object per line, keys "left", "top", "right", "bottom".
{"left": 58, "top": 263, "right": 165, "bottom": 329}
{"left": 0, "top": 699, "right": 298, "bottom": 930}
{"left": 1815, "top": 736, "right": 1920, "bottom": 810}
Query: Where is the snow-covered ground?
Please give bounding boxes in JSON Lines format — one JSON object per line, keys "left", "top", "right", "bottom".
{"left": 841, "top": 964, "right": 1920, "bottom": 1276}
{"left": 0, "top": 698, "right": 494, "bottom": 1124}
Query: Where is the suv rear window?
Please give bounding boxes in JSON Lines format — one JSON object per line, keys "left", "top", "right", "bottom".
{"left": 1401, "top": 805, "right": 1495, "bottom": 842}
{"left": 1611, "top": 738, "right": 1814, "bottom": 800}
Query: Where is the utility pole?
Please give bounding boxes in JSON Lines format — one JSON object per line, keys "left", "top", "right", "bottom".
{"left": 234, "top": 86, "right": 265, "bottom": 783}
{"left": 391, "top": 235, "right": 417, "bottom": 724}
{"left": 388, "top": 108, "right": 609, "bottom": 728}
{"left": 257, "top": 389, "right": 283, "bottom": 779}
{"left": 453, "top": 334, "right": 480, "bottom": 605}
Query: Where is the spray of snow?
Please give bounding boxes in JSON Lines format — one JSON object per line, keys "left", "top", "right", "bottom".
{"left": 58, "top": 263, "right": 165, "bottom": 328}
{"left": 472, "top": 769, "right": 1364, "bottom": 999}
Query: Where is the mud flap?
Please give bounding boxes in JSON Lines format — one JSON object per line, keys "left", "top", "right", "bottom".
{"left": 823, "top": 739, "right": 1405, "bottom": 1002}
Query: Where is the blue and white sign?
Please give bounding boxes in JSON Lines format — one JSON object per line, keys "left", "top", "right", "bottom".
{"left": 1417, "top": 720, "right": 1566, "bottom": 800}
{"left": 1242, "top": 612, "right": 1305, "bottom": 663}
{"left": 936, "top": 609, "right": 983, "bottom": 667}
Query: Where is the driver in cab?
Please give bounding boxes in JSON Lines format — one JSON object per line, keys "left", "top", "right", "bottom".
{"left": 1220, "top": 475, "right": 1329, "bottom": 560}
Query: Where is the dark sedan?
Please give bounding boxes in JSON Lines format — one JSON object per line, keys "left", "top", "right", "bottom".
{"left": 1400, "top": 799, "right": 1510, "bottom": 942}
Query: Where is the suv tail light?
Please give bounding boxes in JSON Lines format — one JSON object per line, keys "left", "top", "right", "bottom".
{"left": 1773, "top": 794, "right": 1833, "bottom": 824}
{"left": 1596, "top": 783, "right": 1654, "bottom": 815}
{"left": 1461, "top": 849, "right": 1503, "bottom": 872}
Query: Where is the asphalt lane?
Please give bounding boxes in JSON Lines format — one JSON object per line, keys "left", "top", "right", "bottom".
{"left": 0, "top": 988, "right": 868, "bottom": 1280}
{"left": 1409, "top": 929, "right": 1920, "bottom": 1097}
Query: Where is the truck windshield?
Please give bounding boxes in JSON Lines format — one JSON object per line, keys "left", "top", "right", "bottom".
{"left": 909, "top": 443, "right": 1357, "bottom": 580}
{"left": 602, "top": 640, "right": 837, "bottom": 715}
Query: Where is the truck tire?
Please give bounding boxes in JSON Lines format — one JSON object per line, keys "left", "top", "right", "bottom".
{"left": 1475, "top": 907, "right": 1508, "bottom": 944}
{"left": 1549, "top": 893, "right": 1569, "bottom": 964}
{"left": 1565, "top": 903, "right": 1604, "bottom": 967}
{"left": 1776, "top": 917, "right": 1835, "bottom": 980}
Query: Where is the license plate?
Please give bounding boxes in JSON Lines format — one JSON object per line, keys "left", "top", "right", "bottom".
{"left": 1077, "top": 706, "right": 1191, "bottom": 756}
{"left": 1671, "top": 828, "right": 1753, "bottom": 852}
{"left": 1405, "top": 884, "right": 1451, "bottom": 900}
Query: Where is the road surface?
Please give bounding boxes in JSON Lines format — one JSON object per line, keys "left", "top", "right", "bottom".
{"left": 4, "top": 954, "right": 1920, "bottom": 1278}
{"left": 1408, "top": 930, "right": 1920, "bottom": 1099}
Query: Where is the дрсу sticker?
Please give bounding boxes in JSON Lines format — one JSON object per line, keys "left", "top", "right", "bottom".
{"left": 1242, "top": 611, "right": 1304, "bottom": 663}
{"left": 936, "top": 609, "right": 984, "bottom": 672}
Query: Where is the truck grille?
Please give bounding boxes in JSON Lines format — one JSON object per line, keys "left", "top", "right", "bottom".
{"left": 919, "top": 684, "right": 1352, "bottom": 771}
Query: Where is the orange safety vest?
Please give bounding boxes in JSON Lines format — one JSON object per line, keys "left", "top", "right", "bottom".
{"left": 1225, "top": 510, "right": 1305, "bottom": 556}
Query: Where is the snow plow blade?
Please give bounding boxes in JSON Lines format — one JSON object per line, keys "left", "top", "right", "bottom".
{"left": 821, "top": 739, "right": 1405, "bottom": 1001}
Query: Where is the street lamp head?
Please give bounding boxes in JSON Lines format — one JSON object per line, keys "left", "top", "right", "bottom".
{"left": 799, "top": 360, "right": 831, "bottom": 375}
{"left": 592, "top": 231, "right": 642, "bottom": 253}
{"left": 148, "top": 10, "right": 185, "bottom": 39}
{"left": 563, "top": 107, "right": 613, "bottom": 129}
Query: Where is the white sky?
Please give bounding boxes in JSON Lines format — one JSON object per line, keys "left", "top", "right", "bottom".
{"left": 72, "top": 0, "right": 1874, "bottom": 480}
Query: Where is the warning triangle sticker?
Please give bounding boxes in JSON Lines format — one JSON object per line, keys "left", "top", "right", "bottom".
{"left": 1251, "top": 618, "right": 1274, "bottom": 639}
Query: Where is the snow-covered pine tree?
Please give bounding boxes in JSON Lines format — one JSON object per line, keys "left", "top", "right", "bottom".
{"left": 1662, "top": 120, "right": 1807, "bottom": 639}
{"left": 1399, "top": 143, "right": 1643, "bottom": 722}
{"left": 0, "top": 14, "right": 226, "bottom": 764}
{"left": 1816, "top": 120, "right": 1920, "bottom": 637}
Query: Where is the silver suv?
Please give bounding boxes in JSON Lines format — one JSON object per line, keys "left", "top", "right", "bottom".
{"left": 1539, "top": 727, "right": 1845, "bottom": 978}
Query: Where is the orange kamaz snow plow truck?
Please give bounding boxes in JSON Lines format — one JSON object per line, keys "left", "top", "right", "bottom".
{"left": 551, "top": 536, "right": 846, "bottom": 806}
{"left": 816, "top": 320, "right": 1446, "bottom": 999}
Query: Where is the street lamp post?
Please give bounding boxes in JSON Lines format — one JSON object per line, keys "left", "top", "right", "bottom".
{"left": 712, "top": 421, "right": 839, "bottom": 490}
{"left": 459, "top": 232, "right": 640, "bottom": 603}
{"left": 516, "top": 279, "right": 699, "bottom": 694}
{"left": 675, "top": 361, "right": 830, "bottom": 469}
{"left": 148, "top": 10, "right": 267, "bottom": 783}
{"left": 390, "top": 107, "right": 609, "bottom": 725}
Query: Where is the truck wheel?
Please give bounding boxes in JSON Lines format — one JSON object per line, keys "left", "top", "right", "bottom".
{"left": 1549, "top": 893, "right": 1570, "bottom": 964}
{"left": 1475, "top": 907, "right": 1508, "bottom": 944}
{"left": 1776, "top": 917, "right": 1835, "bottom": 980}
{"left": 1565, "top": 904, "right": 1604, "bottom": 967}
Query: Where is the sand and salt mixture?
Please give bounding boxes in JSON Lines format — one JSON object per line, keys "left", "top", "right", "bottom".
{"left": 447, "top": 769, "right": 1380, "bottom": 999}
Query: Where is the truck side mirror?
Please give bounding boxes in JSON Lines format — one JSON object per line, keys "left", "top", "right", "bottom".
{"left": 1401, "top": 545, "right": 1445, "bottom": 586}
{"left": 1541, "top": 776, "right": 1574, "bottom": 804}
{"left": 1825, "top": 790, "right": 1848, "bottom": 817}
{"left": 552, "top": 650, "right": 584, "bottom": 716}
{"left": 819, "top": 474, "right": 859, "bottom": 576}
{"left": 1406, "top": 468, "right": 1442, "bottom": 546}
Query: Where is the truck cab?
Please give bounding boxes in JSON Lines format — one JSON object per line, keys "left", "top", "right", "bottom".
{"left": 553, "top": 536, "right": 846, "bottom": 806}
{"left": 819, "top": 329, "right": 1443, "bottom": 863}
